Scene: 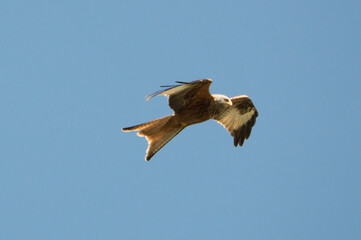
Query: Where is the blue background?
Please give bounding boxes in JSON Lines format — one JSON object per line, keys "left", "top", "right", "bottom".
{"left": 1, "top": 0, "right": 360, "bottom": 239}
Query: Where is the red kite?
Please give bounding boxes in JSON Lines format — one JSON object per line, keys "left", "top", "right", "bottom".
{"left": 122, "top": 79, "right": 258, "bottom": 161}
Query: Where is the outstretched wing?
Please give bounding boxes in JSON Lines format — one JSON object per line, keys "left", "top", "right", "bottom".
{"left": 146, "top": 79, "right": 213, "bottom": 113}
{"left": 213, "top": 95, "right": 258, "bottom": 147}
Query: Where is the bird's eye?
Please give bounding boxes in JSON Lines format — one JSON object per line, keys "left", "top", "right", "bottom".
{"left": 225, "top": 99, "right": 229, "bottom": 102}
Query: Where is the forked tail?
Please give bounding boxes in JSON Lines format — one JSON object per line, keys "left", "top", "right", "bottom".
{"left": 122, "top": 115, "right": 185, "bottom": 161}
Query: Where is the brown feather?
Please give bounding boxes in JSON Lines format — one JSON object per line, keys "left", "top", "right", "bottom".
{"left": 122, "top": 115, "right": 173, "bottom": 132}
{"left": 144, "top": 125, "right": 184, "bottom": 161}
{"left": 146, "top": 79, "right": 213, "bottom": 113}
{"left": 123, "top": 115, "right": 185, "bottom": 161}
{"left": 213, "top": 95, "right": 258, "bottom": 147}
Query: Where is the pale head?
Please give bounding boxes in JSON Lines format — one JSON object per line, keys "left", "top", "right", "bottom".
{"left": 212, "top": 94, "right": 232, "bottom": 107}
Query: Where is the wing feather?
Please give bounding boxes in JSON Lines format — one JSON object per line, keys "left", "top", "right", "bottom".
{"left": 146, "top": 79, "right": 213, "bottom": 113}
{"left": 214, "top": 95, "right": 258, "bottom": 147}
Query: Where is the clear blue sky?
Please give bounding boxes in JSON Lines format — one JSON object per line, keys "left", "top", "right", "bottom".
{"left": 1, "top": 0, "right": 360, "bottom": 239}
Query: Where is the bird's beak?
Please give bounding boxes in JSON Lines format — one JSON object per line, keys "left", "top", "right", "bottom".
{"left": 227, "top": 101, "right": 233, "bottom": 107}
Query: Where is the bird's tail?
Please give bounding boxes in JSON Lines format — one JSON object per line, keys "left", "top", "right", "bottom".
{"left": 122, "top": 115, "right": 185, "bottom": 161}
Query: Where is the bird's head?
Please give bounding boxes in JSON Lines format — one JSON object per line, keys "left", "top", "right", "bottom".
{"left": 212, "top": 94, "right": 233, "bottom": 107}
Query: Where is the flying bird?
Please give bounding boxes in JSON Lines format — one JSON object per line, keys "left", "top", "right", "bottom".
{"left": 122, "top": 79, "right": 258, "bottom": 161}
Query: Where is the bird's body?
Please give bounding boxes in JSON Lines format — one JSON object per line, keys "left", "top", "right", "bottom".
{"left": 122, "top": 79, "right": 258, "bottom": 161}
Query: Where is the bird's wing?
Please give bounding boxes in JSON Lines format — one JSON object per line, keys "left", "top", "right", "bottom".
{"left": 146, "top": 79, "right": 213, "bottom": 113}
{"left": 213, "top": 95, "right": 258, "bottom": 146}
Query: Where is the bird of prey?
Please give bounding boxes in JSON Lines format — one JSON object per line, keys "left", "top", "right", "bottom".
{"left": 122, "top": 79, "right": 258, "bottom": 161}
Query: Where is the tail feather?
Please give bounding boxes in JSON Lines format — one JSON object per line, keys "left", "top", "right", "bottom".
{"left": 122, "top": 115, "right": 185, "bottom": 161}
{"left": 144, "top": 126, "right": 184, "bottom": 161}
{"left": 122, "top": 115, "right": 172, "bottom": 132}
